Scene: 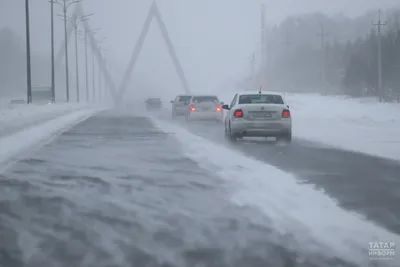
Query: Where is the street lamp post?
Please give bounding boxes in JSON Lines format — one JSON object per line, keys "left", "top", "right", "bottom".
{"left": 52, "top": 0, "right": 81, "bottom": 102}
{"left": 50, "top": 0, "right": 55, "bottom": 103}
{"left": 83, "top": 28, "right": 99, "bottom": 102}
{"left": 91, "top": 37, "right": 106, "bottom": 103}
{"left": 25, "top": 0, "right": 32, "bottom": 104}
{"left": 67, "top": 14, "right": 93, "bottom": 103}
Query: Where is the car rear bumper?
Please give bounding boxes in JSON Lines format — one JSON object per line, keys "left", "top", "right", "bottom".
{"left": 230, "top": 119, "right": 291, "bottom": 136}
{"left": 172, "top": 109, "right": 187, "bottom": 116}
{"left": 188, "top": 111, "right": 223, "bottom": 120}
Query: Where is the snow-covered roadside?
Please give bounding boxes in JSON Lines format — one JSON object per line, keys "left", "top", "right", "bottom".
{"left": 0, "top": 103, "right": 97, "bottom": 137}
{"left": 218, "top": 92, "right": 400, "bottom": 162}
{"left": 286, "top": 93, "right": 400, "bottom": 161}
{"left": 0, "top": 108, "right": 100, "bottom": 172}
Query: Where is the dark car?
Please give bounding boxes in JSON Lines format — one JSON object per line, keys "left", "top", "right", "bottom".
{"left": 145, "top": 98, "right": 162, "bottom": 110}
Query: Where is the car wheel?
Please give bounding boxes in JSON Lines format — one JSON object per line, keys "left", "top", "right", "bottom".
{"left": 277, "top": 131, "right": 292, "bottom": 143}
{"left": 228, "top": 123, "right": 237, "bottom": 142}
{"left": 224, "top": 123, "right": 229, "bottom": 139}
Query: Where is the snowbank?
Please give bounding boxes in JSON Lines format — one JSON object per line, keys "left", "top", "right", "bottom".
{"left": 286, "top": 93, "right": 400, "bottom": 161}
{"left": 0, "top": 102, "right": 96, "bottom": 136}
{"left": 0, "top": 108, "right": 99, "bottom": 171}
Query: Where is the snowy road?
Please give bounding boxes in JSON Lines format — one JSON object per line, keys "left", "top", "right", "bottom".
{"left": 178, "top": 119, "right": 400, "bottom": 235}
{"left": 0, "top": 109, "right": 399, "bottom": 266}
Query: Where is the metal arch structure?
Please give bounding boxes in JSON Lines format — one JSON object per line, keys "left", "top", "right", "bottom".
{"left": 116, "top": 1, "right": 191, "bottom": 104}
{"left": 57, "top": 2, "right": 190, "bottom": 105}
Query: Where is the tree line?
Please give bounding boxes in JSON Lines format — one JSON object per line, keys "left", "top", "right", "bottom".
{"left": 258, "top": 7, "right": 400, "bottom": 100}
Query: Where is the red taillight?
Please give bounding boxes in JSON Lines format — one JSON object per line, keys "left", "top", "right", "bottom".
{"left": 189, "top": 105, "right": 195, "bottom": 111}
{"left": 234, "top": 109, "right": 243, "bottom": 117}
{"left": 282, "top": 109, "right": 290, "bottom": 118}
{"left": 216, "top": 105, "right": 222, "bottom": 111}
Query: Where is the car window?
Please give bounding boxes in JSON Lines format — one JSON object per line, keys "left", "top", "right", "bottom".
{"left": 238, "top": 94, "right": 284, "bottom": 104}
{"left": 176, "top": 96, "right": 191, "bottom": 102}
{"left": 192, "top": 96, "right": 219, "bottom": 103}
{"left": 230, "top": 94, "right": 237, "bottom": 108}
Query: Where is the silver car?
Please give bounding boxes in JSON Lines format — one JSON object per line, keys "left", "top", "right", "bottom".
{"left": 185, "top": 95, "right": 224, "bottom": 122}
{"left": 222, "top": 91, "right": 292, "bottom": 142}
{"left": 170, "top": 95, "right": 192, "bottom": 118}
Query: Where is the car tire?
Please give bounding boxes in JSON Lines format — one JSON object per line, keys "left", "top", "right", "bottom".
{"left": 277, "top": 131, "right": 292, "bottom": 143}
{"left": 228, "top": 123, "right": 237, "bottom": 142}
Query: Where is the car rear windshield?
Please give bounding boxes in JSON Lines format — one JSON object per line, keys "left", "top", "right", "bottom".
{"left": 177, "top": 96, "right": 192, "bottom": 101}
{"left": 192, "top": 96, "right": 219, "bottom": 103}
{"left": 238, "top": 94, "right": 284, "bottom": 104}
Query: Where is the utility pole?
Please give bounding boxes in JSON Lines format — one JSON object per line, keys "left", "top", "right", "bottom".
{"left": 84, "top": 30, "right": 89, "bottom": 102}
{"left": 92, "top": 46, "right": 96, "bottom": 102}
{"left": 91, "top": 37, "right": 106, "bottom": 103}
{"left": 83, "top": 28, "right": 98, "bottom": 102}
{"left": 282, "top": 30, "right": 291, "bottom": 47}
{"left": 250, "top": 52, "right": 256, "bottom": 87}
{"left": 50, "top": 0, "right": 55, "bottom": 103}
{"left": 25, "top": 0, "right": 32, "bottom": 104}
{"left": 260, "top": 4, "right": 266, "bottom": 69}
{"left": 67, "top": 14, "right": 93, "bottom": 103}
{"left": 372, "top": 10, "right": 387, "bottom": 102}
{"left": 74, "top": 21, "right": 80, "bottom": 102}
{"left": 53, "top": 0, "right": 81, "bottom": 102}
{"left": 63, "top": 0, "right": 70, "bottom": 102}
{"left": 98, "top": 54, "right": 102, "bottom": 102}
{"left": 317, "top": 23, "right": 328, "bottom": 88}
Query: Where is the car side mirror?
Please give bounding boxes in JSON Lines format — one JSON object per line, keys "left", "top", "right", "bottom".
{"left": 286, "top": 105, "right": 289, "bottom": 108}
{"left": 170, "top": 100, "right": 174, "bottom": 103}
{"left": 222, "top": 104, "right": 229, "bottom": 110}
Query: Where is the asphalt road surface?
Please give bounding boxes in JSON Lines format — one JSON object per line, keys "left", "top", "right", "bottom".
{"left": 0, "top": 109, "right": 398, "bottom": 267}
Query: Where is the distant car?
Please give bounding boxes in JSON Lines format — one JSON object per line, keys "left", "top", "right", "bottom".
{"left": 145, "top": 98, "right": 162, "bottom": 110}
{"left": 170, "top": 95, "right": 192, "bottom": 118}
{"left": 222, "top": 91, "right": 292, "bottom": 142}
{"left": 9, "top": 99, "right": 25, "bottom": 105}
{"left": 185, "top": 95, "right": 224, "bottom": 122}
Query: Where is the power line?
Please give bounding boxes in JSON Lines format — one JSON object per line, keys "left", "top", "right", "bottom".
{"left": 371, "top": 9, "right": 387, "bottom": 102}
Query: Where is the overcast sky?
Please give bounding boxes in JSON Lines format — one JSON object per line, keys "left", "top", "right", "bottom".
{"left": 1, "top": 0, "right": 398, "bottom": 98}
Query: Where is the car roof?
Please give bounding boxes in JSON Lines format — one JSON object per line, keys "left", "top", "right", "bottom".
{"left": 190, "top": 94, "right": 219, "bottom": 98}
{"left": 236, "top": 90, "right": 284, "bottom": 96}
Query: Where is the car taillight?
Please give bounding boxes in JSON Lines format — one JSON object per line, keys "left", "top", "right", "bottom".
{"left": 216, "top": 105, "right": 222, "bottom": 111}
{"left": 282, "top": 109, "right": 290, "bottom": 118}
{"left": 189, "top": 105, "right": 195, "bottom": 111}
{"left": 234, "top": 109, "right": 243, "bottom": 117}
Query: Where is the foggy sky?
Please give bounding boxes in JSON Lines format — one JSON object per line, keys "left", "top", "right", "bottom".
{"left": 1, "top": 0, "right": 398, "bottom": 99}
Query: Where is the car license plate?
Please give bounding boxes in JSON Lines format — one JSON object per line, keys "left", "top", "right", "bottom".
{"left": 252, "top": 114, "right": 271, "bottom": 119}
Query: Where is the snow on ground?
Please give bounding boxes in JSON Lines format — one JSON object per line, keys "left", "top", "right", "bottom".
{"left": 0, "top": 108, "right": 100, "bottom": 172}
{"left": 219, "top": 92, "right": 400, "bottom": 161}
{"left": 0, "top": 102, "right": 99, "bottom": 135}
{"left": 286, "top": 93, "right": 400, "bottom": 161}
{"left": 151, "top": 117, "right": 400, "bottom": 267}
